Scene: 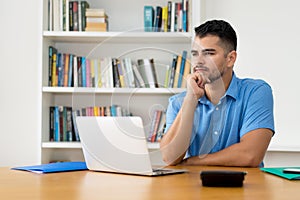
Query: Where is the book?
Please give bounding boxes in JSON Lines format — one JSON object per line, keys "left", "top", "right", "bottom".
{"left": 173, "top": 54, "right": 182, "bottom": 88}
{"left": 11, "top": 161, "right": 87, "bottom": 174}
{"left": 151, "top": 110, "right": 162, "bottom": 142}
{"left": 153, "top": 6, "right": 162, "bottom": 32}
{"left": 138, "top": 58, "right": 159, "bottom": 88}
{"left": 132, "top": 64, "right": 145, "bottom": 88}
{"left": 181, "top": 57, "right": 191, "bottom": 88}
{"left": 116, "top": 59, "right": 125, "bottom": 87}
{"left": 48, "top": 46, "right": 57, "bottom": 86}
{"left": 53, "top": 0, "right": 61, "bottom": 31}
{"left": 144, "top": 6, "right": 154, "bottom": 32}
{"left": 177, "top": 50, "right": 187, "bottom": 88}
{"left": 161, "top": 6, "right": 168, "bottom": 32}
{"left": 85, "top": 8, "right": 106, "bottom": 17}
{"left": 69, "top": 0, "right": 73, "bottom": 31}
{"left": 49, "top": 106, "right": 55, "bottom": 141}
{"left": 168, "top": 55, "right": 178, "bottom": 88}
{"left": 80, "top": 1, "right": 90, "bottom": 31}
{"left": 72, "top": 1, "right": 79, "bottom": 31}
{"left": 182, "top": 0, "right": 188, "bottom": 32}
{"left": 123, "top": 57, "right": 135, "bottom": 88}
{"left": 112, "top": 58, "right": 121, "bottom": 88}
{"left": 261, "top": 167, "right": 300, "bottom": 180}
{"left": 167, "top": 1, "right": 172, "bottom": 31}
{"left": 170, "top": 2, "right": 176, "bottom": 32}
{"left": 48, "top": 0, "right": 53, "bottom": 31}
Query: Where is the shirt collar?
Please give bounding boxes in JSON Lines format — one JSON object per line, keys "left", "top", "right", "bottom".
{"left": 199, "top": 72, "right": 238, "bottom": 105}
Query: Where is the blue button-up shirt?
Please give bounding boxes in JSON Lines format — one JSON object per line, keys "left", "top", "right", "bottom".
{"left": 165, "top": 73, "right": 275, "bottom": 163}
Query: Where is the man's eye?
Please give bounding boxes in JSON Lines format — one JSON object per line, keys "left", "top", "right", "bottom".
{"left": 191, "top": 52, "right": 198, "bottom": 57}
{"left": 203, "top": 52, "right": 214, "bottom": 56}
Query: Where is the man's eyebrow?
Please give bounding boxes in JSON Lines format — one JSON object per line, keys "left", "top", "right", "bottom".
{"left": 202, "top": 48, "right": 216, "bottom": 52}
{"left": 191, "top": 48, "right": 216, "bottom": 53}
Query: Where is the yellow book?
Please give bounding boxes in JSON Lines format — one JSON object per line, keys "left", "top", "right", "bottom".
{"left": 97, "top": 59, "right": 102, "bottom": 88}
{"left": 181, "top": 59, "right": 191, "bottom": 88}
{"left": 162, "top": 6, "right": 168, "bottom": 32}
{"left": 52, "top": 53, "right": 57, "bottom": 86}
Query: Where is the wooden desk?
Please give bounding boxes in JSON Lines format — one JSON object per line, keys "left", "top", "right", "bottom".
{"left": 1, "top": 166, "right": 298, "bottom": 200}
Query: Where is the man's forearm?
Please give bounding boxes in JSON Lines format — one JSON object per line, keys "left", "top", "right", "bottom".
{"left": 160, "top": 96, "right": 198, "bottom": 165}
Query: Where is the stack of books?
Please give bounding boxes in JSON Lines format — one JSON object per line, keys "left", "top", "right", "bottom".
{"left": 85, "top": 8, "right": 108, "bottom": 32}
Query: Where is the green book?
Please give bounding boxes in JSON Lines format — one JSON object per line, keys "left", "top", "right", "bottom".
{"left": 260, "top": 167, "right": 300, "bottom": 180}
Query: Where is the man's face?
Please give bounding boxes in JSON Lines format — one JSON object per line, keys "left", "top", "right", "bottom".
{"left": 191, "top": 35, "right": 231, "bottom": 83}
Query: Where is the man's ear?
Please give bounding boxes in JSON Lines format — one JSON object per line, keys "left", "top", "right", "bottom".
{"left": 227, "top": 50, "right": 237, "bottom": 67}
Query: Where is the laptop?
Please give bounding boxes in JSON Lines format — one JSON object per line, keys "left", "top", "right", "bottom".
{"left": 75, "top": 116, "right": 186, "bottom": 176}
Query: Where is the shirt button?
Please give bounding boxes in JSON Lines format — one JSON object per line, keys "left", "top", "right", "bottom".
{"left": 214, "top": 131, "right": 218, "bottom": 135}
{"left": 216, "top": 107, "right": 219, "bottom": 111}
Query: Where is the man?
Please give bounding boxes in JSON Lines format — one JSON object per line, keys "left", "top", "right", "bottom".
{"left": 160, "top": 20, "right": 274, "bottom": 167}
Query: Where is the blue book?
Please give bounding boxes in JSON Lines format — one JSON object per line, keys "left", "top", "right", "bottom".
{"left": 182, "top": 0, "right": 188, "bottom": 32}
{"left": 110, "top": 105, "right": 117, "bottom": 116}
{"left": 177, "top": 50, "right": 187, "bottom": 88}
{"left": 81, "top": 57, "right": 86, "bottom": 87}
{"left": 144, "top": 6, "right": 154, "bottom": 32}
{"left": 68, "top": 54, "right": 73, "bottom": 87}
{"left": 57, "top": 53, "right": 63, "bottom": 86}
{"left": 11, "top": 161, "right": 87, "bottom": 174}
{"left": 54, "top": 106, "right": 60, "bottom": 141}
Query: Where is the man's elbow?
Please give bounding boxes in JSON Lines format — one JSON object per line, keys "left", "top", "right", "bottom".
{"left": 160, "top": 148, "right": 182, "bottom": 166}
{"left": 242, "top": 153, "right": 264, "bottom": 167}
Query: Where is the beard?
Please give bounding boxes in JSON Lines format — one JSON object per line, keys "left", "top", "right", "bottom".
{"left": 194, "top": 65, "right": 225, "bottom": 83}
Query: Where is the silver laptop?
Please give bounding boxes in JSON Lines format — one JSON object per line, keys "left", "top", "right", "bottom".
{"left": 75, "top": 116, "right": 186, "bottom": 176}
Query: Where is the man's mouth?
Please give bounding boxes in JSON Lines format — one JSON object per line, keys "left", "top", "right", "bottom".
{"left": 193, "top": 66, "right": 209, "bottom": 73}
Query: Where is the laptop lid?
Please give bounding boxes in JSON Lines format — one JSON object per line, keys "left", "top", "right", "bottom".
{"left": 76, "top": 116, "right": 156, "bottom": 176}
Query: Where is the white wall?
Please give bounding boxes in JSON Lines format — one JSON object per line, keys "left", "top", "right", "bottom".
{"left": 203, "top": 0, "right": 300, "bottom": 152}
{"left": 0, "top": 0, "right": 41, "bottom": 166}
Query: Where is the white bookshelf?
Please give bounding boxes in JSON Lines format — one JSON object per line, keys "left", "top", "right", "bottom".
{"left": 41, "top": 0, "right": 201, "bottom": 163}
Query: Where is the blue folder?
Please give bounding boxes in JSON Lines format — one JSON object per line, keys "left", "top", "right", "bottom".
{"left": 11, "top": 161, "right": 87, "bottom": 174}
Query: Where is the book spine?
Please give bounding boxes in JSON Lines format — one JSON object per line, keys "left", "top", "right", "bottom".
{"left": 68, "top": 54, "right": 73, "bottom": 87}
{"left": 182, "top": 0, "right": 187, "bottom": 32}
{"left": 144, "top": 6, "right": 154, "bottom": 32}
{"left": 154, "top": 6, "right": 162, "bottom": 32}
{"left": 48, "top": 46, "right": 57, "bottom": 86}
{"left": 66, "top": 107, "right": 73, "bottom": 141}
{"left": 57, "top": 53, "right": 63, "bottom": 87}
{"left": 69, "top": 1, "right": 73, "bottom": 31}
{"left": 167, "top": 1, "right": 172, "bottom": 31}
{"left": 54, "top": 106, "right": 60, "bottom": 141}
{"left": 81, "top": 1, "right": 90, "bottom": 31}
{"left": 81, "top": 57, "right": 86, "bottom": 87}
{"left": 177, "top": 50, "right": 187, "bottom": 88}
{"left": 77, "top": 56, "right": 82, "bottom": 87}
{"left": 63, "top": 54, "right": 69, "bottom": 87}
{"left": 112, "top": 58, "right": 120, "bottom": 88}
{"left": 72, "top": 1, "right": 79, "bottom": 31}
{"left": 168, "top": 55, "right": 177, "bottom": 88}
{"left": 72, "top": 110, "right": 80, "bottom": 141}
{"left": 85, "top": 59, "right": 91, "bottom": 87}
{"left": 49, "top": 106, "right": 55, "bottom": 141}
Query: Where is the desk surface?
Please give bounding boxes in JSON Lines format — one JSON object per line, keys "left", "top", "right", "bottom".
{"left": 1, "top": 166, "right": 298, "bottom": 200}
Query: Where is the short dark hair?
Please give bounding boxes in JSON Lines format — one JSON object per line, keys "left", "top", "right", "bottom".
{"left": 194, "top": 20, "right": 237, "bottom": 54}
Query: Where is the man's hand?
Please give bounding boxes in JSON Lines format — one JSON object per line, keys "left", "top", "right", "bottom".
{"left": 186, "top": 72, "right": 210, "bottom": 100}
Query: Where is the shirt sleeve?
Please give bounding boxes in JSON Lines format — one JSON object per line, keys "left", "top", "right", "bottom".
{"left": 239, "top": 82, "right": 275, "bottom": 137}
{"left": 164, "top": 93, "right": 185, "bottom": 133}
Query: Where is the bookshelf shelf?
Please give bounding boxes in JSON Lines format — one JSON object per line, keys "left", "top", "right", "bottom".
{"left": 43, "top": 31, "right": 192, "bottom": 43}
{"left": 42, "top": 87, "right": 186, "bottom": 94}
{"left": 41, "top": 0, "right": 200, "bottom": 164}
